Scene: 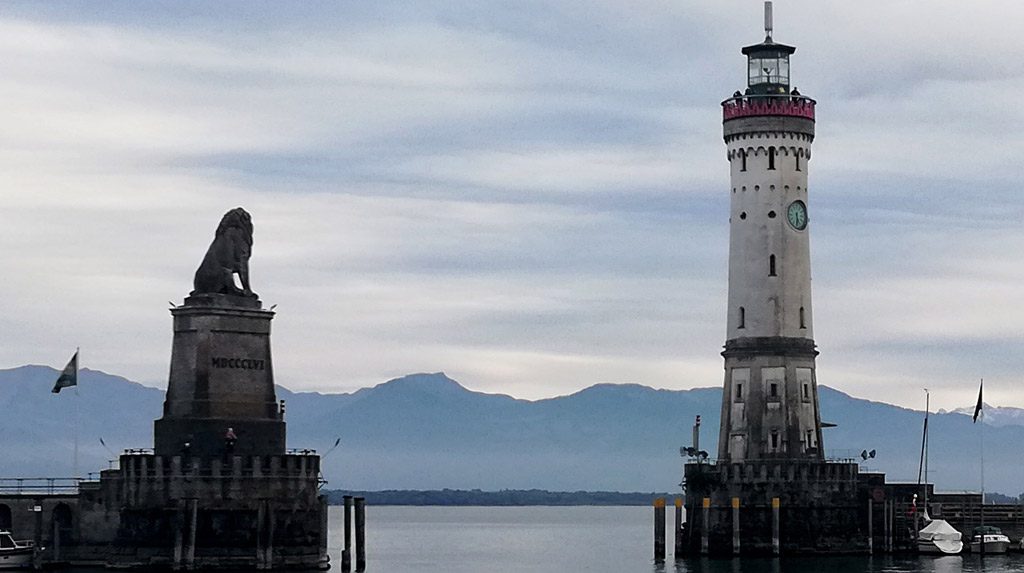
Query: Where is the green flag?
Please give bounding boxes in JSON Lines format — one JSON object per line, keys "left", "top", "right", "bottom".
{"left": 52, "top": 351, "right": 78, "bottom": 394}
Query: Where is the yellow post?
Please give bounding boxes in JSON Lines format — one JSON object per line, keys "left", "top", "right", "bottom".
{"left": 654, "top": 498, "right": 666, "bottom": 561}
{"left": 701, "top": 497, "right": 710, "bottom": 554}
{"left": 732, "top": 497, "right": 741, "bottom": 555}
{"left": 772, "top": 497, "right": 781, "bottom": 555}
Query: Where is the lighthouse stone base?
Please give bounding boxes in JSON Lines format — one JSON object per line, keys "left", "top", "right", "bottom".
{"left": 683, "top": 460, "right": 870, "bottom": 555}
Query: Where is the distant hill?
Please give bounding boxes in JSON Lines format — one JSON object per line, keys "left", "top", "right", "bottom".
{"left": 0, "top": 366, "right": 1019, "bottom": 494}
{"left": 945, "top": 403, "right": 1024, "bottom": 428}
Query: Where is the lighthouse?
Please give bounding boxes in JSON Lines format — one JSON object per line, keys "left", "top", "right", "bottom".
{"left": 681, "top": 4, "right": 876, "bottom": 556}
{"left": 716, "top": 1, "right": 823, "bottom": 463}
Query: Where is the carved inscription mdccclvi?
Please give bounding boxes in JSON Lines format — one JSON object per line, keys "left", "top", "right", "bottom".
{"left": 211, "top": 357, "right": 266, "bottom": 370}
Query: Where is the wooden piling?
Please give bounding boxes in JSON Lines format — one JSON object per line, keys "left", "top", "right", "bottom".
{"left": 731, "top": 497, "right": 740, "bottom": 555}
{"left": 342, "top": 496, "right": 352, "bottom": 572}
{"left": 185, "top": 499, "right": 197, "bottom": 570}
{"left": 674, "top": 498, "right": 684, "bottom": 557}
{"left": 654, "top": 498, "right": 666, "bottom": 561}
{"left": 701, "top": 497, "right": 710, "bottom": 555}
{"left": 355, "top": 496, "right": 366, "bottom": 572}
{"left": 771, "top": 497, "right": 780, "bottom": 555}
{"left": 867, "top": 498, "right": 873, "bottom": 553}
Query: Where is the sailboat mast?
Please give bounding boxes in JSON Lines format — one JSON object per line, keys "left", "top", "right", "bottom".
{"left": 923, "top": 390, "right": 929, "bottom": 513}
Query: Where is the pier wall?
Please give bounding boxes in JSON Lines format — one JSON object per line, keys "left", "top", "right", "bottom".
{"left": 683, "top": 460, "right": 868, "bottom": 554}
{"left": 0, "top": 452, "right": 326, "bottom": 569}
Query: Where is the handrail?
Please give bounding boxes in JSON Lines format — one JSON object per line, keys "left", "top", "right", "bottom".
{"left": 0, "top": 477, "right": 96, "bottom": 495}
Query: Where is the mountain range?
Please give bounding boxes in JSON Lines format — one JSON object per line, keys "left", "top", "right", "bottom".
{"left": 1, "top": 365, "right": 1021, "bottom": 494}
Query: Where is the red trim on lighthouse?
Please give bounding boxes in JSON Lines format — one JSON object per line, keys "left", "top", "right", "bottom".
{"left": 722, "top": 96, "right": 815, "bottom": 121}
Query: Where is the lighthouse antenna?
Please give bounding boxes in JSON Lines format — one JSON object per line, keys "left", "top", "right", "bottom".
{"left": 764, "top": 1, "right": 774, "bottom": 41}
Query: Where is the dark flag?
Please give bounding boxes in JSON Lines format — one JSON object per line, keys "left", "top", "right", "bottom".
{"left": 52, "top": 351, "right": 78, "bottom": 393}
{"left": 972, "top": 379, "right": 983, "bottom": 423}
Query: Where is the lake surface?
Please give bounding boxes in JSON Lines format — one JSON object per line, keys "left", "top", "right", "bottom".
{"left": 328, "top": 505, "right": 1024, "bottom": 572}
{"left": 59, "top": 505, "right": 1024, "bottom": 572}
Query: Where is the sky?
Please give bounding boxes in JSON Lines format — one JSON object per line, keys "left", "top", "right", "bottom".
{"left": 1, "top": 0, "right": 1023, "bottom": 411}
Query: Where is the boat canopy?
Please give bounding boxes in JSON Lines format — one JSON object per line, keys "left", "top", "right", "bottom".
{"left": 920, "top": 519, "right": 963, "bottom": 554}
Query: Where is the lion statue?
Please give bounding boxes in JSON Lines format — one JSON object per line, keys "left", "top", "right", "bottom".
{"left": 191, "top": 207, "right": 258, "bottom": 298}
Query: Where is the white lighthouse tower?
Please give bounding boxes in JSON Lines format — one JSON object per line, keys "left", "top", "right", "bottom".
{"left": 716, "top": 2, "right": 823, "bottom": 463}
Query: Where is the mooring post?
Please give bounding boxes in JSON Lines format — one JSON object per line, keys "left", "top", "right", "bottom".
{"left": 731, "top": 497, "right": 740, "bottom": 555}
{"left": 674, "top": 497, "right": 684, "bottom": 557}
{"left": 654, "top": 497, "right": 666, "bottom": 561}
{"left": 881, "top": 500, "right": 887, "bottom": 553}
{"left": 771, "top": 497, "right": 780, "bottom": 555}
{"left": 867, "top": 498, "right": 873, "bottom": 553}
{"left": 884, "top": 500, "right": 891, "bottom": 553}
{"left": 355, "top": 496, "right": 366, "bottom": 572}
{"left": 342, "top": 495, "right": 353, "bottom": 572}
{"left": 172, "top": 502, "right": 184, "bottom": 571}
{"left": 185, "top": 498, "right": 197, "bottom": 570}
{"left": 701, "top": 497, "right": 710, "bottom": 555}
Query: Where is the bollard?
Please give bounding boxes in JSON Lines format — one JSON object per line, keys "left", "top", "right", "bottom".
{"left": 732, "top": 497, "right": 740, "bottom": 555}
{"left": 867, "top": 498, "right": 873, "bottom": 553}
{"left": 771, "top": 497, "right": 780, "bottom": 556}
{"left": 654, "top": 498, "right": 666, "bottom": 561}
{"left": 342, "top": 496, "right": 352, "bottom": 572}
{"left": 674, "top": 498, "right": 684, "bottom": 557}
{"left": 701, "top": 498, "right": 710, "bottom": 555}
{"left": 355, "top": 497, "right": 366, "bottom": 572}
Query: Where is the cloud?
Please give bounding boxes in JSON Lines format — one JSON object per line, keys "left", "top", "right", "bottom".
{"left": 0, "top": 1, "right": 1023, "bottom": 412}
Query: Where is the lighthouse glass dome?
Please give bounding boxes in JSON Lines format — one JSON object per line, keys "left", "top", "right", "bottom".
{"left": 742, "top": 43, "right": 796, "bottom": 95}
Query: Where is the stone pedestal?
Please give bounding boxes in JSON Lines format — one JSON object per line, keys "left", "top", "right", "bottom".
{"left": 154, "top": 294, "right": 285, "bottom": 458}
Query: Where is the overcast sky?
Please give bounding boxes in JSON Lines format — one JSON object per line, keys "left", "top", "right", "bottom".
{"left": 1, "top": 0, "right": 1022, "bottom": 411}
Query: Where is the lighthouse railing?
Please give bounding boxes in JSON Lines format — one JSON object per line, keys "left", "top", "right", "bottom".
{"left": 722, "top": 94, "right": 816, "bottom": 121}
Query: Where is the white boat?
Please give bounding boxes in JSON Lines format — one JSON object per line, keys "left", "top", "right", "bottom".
{"left": 0, "top": 531, "right": 34, "bottom": 570}
{"left": 917, "top": 518, "right": 963, "bottom": 555}
{"left": 969, "top": 526, "right": 1010, "bottom": 554}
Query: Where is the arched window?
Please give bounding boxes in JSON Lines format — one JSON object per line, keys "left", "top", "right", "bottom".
{"left": 738, "top": 307, "right": 746, "bottom": 329}
{"left": 740, "top": 150, "right": 747, "bottom": 172}
{"left": 768, "top": 147, "right": 776, "bottom": 170}
{"left": 795, "top": 153, "right": 801, "bottom": 171}
{"left": 769, "top": 255, "right": 777, "bottom": 276}
{"left": 799, "top": 306, "right": 806, "bottom": 329}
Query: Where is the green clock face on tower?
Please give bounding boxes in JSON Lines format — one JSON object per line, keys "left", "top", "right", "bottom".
{"left": 787, "top": 201, "right": 807, "bottom": 230}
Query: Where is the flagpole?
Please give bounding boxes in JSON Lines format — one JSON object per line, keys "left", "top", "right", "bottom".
{"left": 980, "top": 378, "right": 985, "bottom": 546}
{"left": 74, "top": 346, "right": 80, "bottom": 480}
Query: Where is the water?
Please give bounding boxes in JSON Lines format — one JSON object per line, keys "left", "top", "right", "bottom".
{"left": 60, "top": 506, "right": 1024, "bottom": 572}
{"left": 330, "top": 506, "right": 1024, "bottom": 573}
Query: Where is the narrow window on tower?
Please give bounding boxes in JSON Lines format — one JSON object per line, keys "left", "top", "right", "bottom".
{"left": 770, "top": 431, "right": 779, "bottom": 450}
{"left": 769, "top": 254, "right": 777, "bottom": 276}
{"left": 802, "top": 383, "right": 809, "bottom": 400}
{"left": 769, "top": 382, "right": 778, "bottom": 398}
{"left": 806, "top": 430, "right": 815, "bottom": 449}
{"left": 735, "top": 383, "right": 743, "bottom": 401}
{"left": 738, "top": 307, "right": 745, "bottom": 329}
{"left": 740, "top": 150, "right": 747, "bottom": 172}
{"left": 768, "top": 147, "right": 776, "bottom": 170}
{"left": 799, "top": 306, "right": 806, "bottom": 329}
{"left": 795, "top": 153, "right": 802, "bottom": 171}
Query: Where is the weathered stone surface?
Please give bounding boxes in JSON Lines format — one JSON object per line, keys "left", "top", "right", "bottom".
{"left": 154, "top": 301, "right": 285, "bottom": 458}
